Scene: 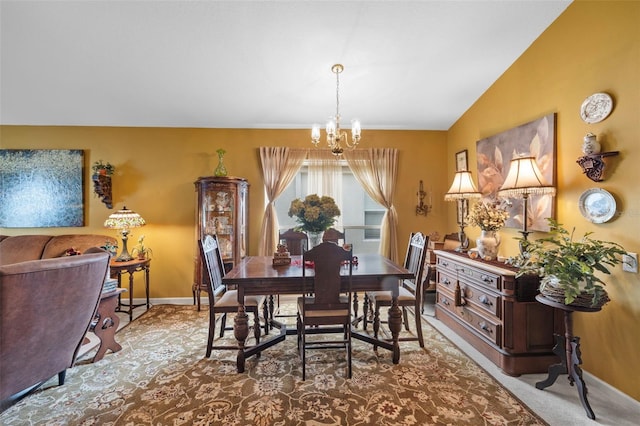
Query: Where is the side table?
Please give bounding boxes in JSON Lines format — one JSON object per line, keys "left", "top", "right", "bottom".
{"left": 534, "top": 294, "right": 601, "bottom": 420}
{"left": 91, "top": 288, "right": 127, "bottom": 362}
{"left": 110, "top": 258, "right": 151, "bottom": 321}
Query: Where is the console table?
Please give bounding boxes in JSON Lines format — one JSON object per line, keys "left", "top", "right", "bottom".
{"left": 434, "top": 250, "right": 564, "bottom": 376}
{"left": 110, "top": 258, "right": 151, "bottom": 321}
{"left": 534, "top": 294, "right": 600, "bottom": 420}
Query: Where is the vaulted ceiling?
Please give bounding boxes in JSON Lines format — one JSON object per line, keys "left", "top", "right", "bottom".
{"left": 1, "top": 1, "right": 572, "bottom": 131}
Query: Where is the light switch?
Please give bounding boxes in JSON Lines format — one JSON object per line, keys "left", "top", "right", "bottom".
{"left": 622, "top": 252, "right": 638, "bottom": 273}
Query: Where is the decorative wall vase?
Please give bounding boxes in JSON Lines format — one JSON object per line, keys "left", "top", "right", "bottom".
{"left": 214, "top": 149, "right": 228, "bottom": 177}
{"left": 476, "top": 230, "right": 500, "bottom": 261}
{"left": 582, "top": 133, "right": 601, "bottom": 155}
{"left": 92, "top": 173, "right": 113, "bottom": 209}
{"left": 306, "top": 231, "right": 324, "bottom": 249}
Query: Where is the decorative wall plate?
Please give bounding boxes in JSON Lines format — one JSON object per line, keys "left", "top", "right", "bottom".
{"left": 580, "top": 92, "right": 613, "bottom": 124}
{"left": 578, "top": 188, "right": 616, "bottom": 223}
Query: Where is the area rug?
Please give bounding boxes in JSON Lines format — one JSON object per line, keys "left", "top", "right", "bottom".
{"left": 0, "top": 304, "right": 546, "bottom": 425}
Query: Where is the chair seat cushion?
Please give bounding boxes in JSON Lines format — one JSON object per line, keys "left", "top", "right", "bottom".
{"left": 214, "top": 290, "right": 264, "bottom": 308}
{"left": 297, "top": 297, "right": 349, "bottom": 318}
{"left": 366, "top": 286, "right": 415, "bottom": 303}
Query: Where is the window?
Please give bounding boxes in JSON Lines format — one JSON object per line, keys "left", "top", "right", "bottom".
{"left": 274, "top": 162, "right": 383, "bottom": 254}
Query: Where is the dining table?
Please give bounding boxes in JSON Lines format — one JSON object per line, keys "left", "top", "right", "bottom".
{"left": 222, "top": 253, "right": 414, "bottom": 373}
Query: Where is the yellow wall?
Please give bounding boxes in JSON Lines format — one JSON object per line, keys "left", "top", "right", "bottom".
{"left": 0, "top": 127, "right": 448, "bottom": 298}
{"left": 1, "top": 0, "right": 638, "bottom": 401}
{"left": 448, "top": 0, "right": 640, "bottom": 400}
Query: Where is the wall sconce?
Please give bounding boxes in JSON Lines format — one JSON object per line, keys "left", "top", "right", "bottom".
{"left": 415, "top": 180, "right": 432, "bottom": 216}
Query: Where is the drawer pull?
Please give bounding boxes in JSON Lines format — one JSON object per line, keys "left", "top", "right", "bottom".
{"left": 442, "top": 278, "right": 451, "bottom": 286}
{"left": 479, "top": 322, "right": 492, "bottom": 333}
{"left": 441, "top": 261, "right": 449, "bottom": 267}
{"left": 442, "top": 298, "right": 450, "bottom": 306}
{"left": 481, "top": 274, "right": 492, "bottom": 283}
{"left": 479, "top": 295, "right": 492, "bottom": 306}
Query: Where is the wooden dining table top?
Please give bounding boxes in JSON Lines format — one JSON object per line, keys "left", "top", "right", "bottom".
{"left": 223, "top": 253, "right": 414, "bottom": 288}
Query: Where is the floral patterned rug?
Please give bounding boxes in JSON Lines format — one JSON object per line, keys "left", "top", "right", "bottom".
{"left": 1, "top": 304, "right": 546, "bottom": 425}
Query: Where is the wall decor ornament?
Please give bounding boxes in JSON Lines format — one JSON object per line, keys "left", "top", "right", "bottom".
{"left": 91, "top": 160, "right": 115, "bottom": 209}
{"left": 580, "top": 92, "right": 613, "bottom": 124}
{"left": 476, "top": 113, "right": 556, "bottom": 233}
{"left": 0, "top": 149, "right": 84, "bottom": 227}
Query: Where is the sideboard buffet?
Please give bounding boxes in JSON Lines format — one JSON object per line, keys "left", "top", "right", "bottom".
{"left": 434, "top": 250, "right": 563, "bottom": 376}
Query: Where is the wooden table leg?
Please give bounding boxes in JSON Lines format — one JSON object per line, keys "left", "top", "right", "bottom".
{"left": 92, "top": 292, "right": 123, "bottom": 362}
{"left": 535, "top": 309, "right": 596, "bottom": 420}
{"left": 388, "top": 295, "right": 402, "bottom": 364}
{"left": 234, "top": 305, "right": 249, "bottom": 373}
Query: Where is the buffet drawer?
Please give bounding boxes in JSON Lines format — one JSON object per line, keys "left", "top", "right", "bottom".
{"left": 437, "top": 256, "right": 501, "bottom": 291}
{"left": 436, "top": 289, "right": 502, "bottom": 347}
{"left": 461, "top": 280, "right": 501, "bottom": 318}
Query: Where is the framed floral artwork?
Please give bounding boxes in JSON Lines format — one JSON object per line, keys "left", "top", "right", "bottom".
{"left": 475, "top": 113, "right": 556, "bottom": 232}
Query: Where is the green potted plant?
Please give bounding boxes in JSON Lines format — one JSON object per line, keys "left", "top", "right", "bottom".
{"left": 131, "top": 235, "right": 153, "bottom": 260}
{"left": 92, "top": 160, "right": 115, "bottom": 176}
{"left": 507, "top": 219, "right": 626, "bottom": 308}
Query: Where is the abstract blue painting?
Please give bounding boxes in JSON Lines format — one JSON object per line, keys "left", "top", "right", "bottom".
{"left": 0, "top": 149, "right": 84, "bottom": 227}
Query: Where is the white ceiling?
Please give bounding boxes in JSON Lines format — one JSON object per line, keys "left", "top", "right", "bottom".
{"left": 0, "top": 0, "right": 572, "bottom": 131}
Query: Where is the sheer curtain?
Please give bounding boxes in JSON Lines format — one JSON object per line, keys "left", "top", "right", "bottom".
{"left": 344, "top": 148, "right": 400, "bottom": 262}
{"left": 306, "top": 149, "right": 343, "bottom": 228}
{"left": 258, "top": 147, "right": 307, "bottom": 255}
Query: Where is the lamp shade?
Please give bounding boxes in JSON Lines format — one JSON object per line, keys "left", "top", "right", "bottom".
{"left": 104, "top": 206, "right": 146, "bottom": 229}
{"left": 444, "top": 171, "right": 482, "bottom": 201}
{"left": 498, "top": 156, "right": 556, "bottom": 197}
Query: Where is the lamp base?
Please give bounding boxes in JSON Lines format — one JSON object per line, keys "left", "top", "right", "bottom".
{"left": 115, "top": 251, "right": 134, "bottom": 262}
{"left": 114, "top": 231, "right": 133, "bottom": 262}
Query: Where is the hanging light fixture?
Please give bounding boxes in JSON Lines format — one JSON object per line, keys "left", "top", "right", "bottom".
{"left": 311, "top": 64, "right": 361, "bottom": 156}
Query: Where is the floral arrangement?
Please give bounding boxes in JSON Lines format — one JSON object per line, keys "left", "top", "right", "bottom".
{"left": 288, "top": 194, "right": 340, "bottom": 233}
{"left": 467, "top": 199, "right": 509, "bottom": 231}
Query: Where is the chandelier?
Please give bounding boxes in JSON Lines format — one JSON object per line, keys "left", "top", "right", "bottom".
{"left": 311, "top": 64, "right": 361, "bottom": 155}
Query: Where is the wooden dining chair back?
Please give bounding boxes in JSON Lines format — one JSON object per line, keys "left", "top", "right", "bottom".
{"left": 297, "top": 241, "right": 353, "bottom": 380}
{"left": 279, "top": 228, "right": 308, "bottom": 255}
{"left": 363, "top": 232, "right": 429, "bottom": 347}
{"left": 322, "top": 227, "right": 345, "bottom": 244}
{"left": 199, "top": 234, "right": 268, "bottom": 357}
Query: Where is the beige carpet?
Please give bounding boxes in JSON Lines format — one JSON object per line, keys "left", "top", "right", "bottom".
{"left": 1, "top": 304, "right": 546, "bottom": 425}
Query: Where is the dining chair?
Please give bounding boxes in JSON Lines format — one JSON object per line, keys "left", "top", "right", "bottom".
{"left": 297, "top": 241, "right": 353, "bottom": 381}
{"left": 198, "top": 234, "right": 268, "bottom": 357}
{"left": 322, "top": 227, "right": 345, "bottom": 245}
{"left": 363, "top": 232, "right": 429, "bottom": 347}
{"left": 279, "top": 228, "right": 308, "bottom": 255}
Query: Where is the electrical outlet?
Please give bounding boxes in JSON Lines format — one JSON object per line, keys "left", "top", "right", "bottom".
{"left": 623, "top": 252, "right": 638, "bottom": 273}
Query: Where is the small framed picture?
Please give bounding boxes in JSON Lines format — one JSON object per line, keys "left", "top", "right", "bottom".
{"left": 457, "top": 199, "right": 468, "bottom": 225}
{"left": 456, "top": 149, "right": 468, "bottom": 171}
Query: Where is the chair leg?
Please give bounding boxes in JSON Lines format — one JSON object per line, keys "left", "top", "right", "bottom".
{"left": 373, "top": 305, "right": 381, "bottom": 342}
{"left": 219, "top": 313, "right": 227, "bottom": 338}
{"left": 262, "top": 299, "right": 269, "bottom": 335}
{"left": 415, "top": 303, "right": 425, "bottom": 348}
{"left": 206, "top": 311, "right": 216, "bottom": 357}
{"left": 58, "top": 370, "right": 66, "bottom": 386}
{"left": 402, "top": 307, "right": 410, "bottom": 332}
{"left": 363, "top": 294, "right": 370, "bottom": 330}
{"left": 346, "top": 324, "right": 352, "bottom": 379}
{"left": 253, "top": 309, "right": 261, "bottom": 343}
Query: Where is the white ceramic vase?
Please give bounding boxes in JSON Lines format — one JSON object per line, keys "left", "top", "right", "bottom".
{"left": 476, "top": 230, "right": 501, "bottom": 261}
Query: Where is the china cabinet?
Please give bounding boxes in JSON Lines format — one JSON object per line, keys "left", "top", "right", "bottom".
{"left": 193, "top": 176, "right": 249, "bottom": 309}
